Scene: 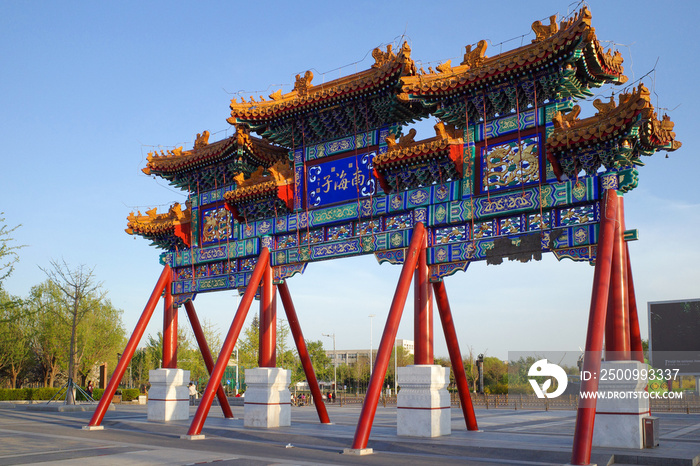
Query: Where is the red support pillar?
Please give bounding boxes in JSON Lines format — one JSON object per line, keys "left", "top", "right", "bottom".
{"left": 433, "top": 280, "right": 479, "bottom": 431}
{"left": 278, "top": 281, "right": 331, "bottom": 424}
{"left": 571, "top": 190, "right": 619, "bottom": 465}
{"left": 259, "top": 258, "right": 276, "bottom": 368}
{"left": 414, "top": 229, "right": 433, "bottom": 365}
{"left": 87, "top": 266, "right": 171, "bottom": 427}
{"left": 187, "top": 248, "right": 270, "bottom": 437}
{"left": 605, "top": 194, "right": 631, "bottom": 361}
{"left": 350, "top": 222, "right": 426, "bottom": 451}
{"left": 183, "top": 300, "right": 234, "bottom": 419}
{"left": 162, "top": 275, "right": 178, "bottom": 368}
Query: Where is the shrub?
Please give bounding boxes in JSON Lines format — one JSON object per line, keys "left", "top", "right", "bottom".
{"left": 0, "top": 388, "right": 63, "bottom": 401}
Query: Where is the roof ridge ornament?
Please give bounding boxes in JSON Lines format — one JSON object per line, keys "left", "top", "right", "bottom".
{"left": 593, "top": 96, "right": 616, "bottom": 116}
{"left": 194, "top": 130, "right": 210, "bottom": 150}
{"left": 436, "top": 59, "right": 452, "bottom": 74}
{"left": 385, "top": 128, "right": 417, "bottom": 150}
{"left": 293, "top": 70, "right": 314, "bottom": 96}
{"left": 460, "top": 40, "right": 488, "bottom": 69}
{"left": 532, "top": 14, "right": 558, "bottom": 43}
{"left": 372, "top": 44, "right": 396, "bottom": 68}
{"left": 552, "top": 105, "right": 581, "bottom": 129}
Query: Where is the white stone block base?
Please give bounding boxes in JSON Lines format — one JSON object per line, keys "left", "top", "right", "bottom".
{"left": 147, "top": 368, "right": 190, "bottom": 422}
{"left": 342, "top": 448, "right": 374, "bottom": 455}
{"left": 244, "top": 367, "right": 291, "bottom": 428}
{"left": 397, "top": 365, "right": 451, "bottom": 437}
{"left": 592, "top": 360, "right": 649, "bottom": 449}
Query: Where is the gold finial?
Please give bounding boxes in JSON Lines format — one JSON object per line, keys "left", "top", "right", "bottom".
{"left": 461, "top": 40, "right": 488, "bottom": 68}
{"left": 532, "top": 15, "right": 558, "bottom": 42}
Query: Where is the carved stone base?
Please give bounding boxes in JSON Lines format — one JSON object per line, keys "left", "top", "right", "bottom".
{"left": 147, "top": 368, "right": 190, "bottom": 421}
{"left": 397, "top": 365, "right": 451, "bottom": 437}
{"left": 244, "top": 368, "right": 291, "bottom": 428}
{"left": 592, "top": 361, "right": 649, "bottom": 449}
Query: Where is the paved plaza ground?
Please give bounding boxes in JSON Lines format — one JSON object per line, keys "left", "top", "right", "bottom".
{"left": 1, "top": 402, "right": 699, "bottom": 465}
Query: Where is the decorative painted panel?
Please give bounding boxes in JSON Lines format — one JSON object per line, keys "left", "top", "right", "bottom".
{"left": 200, "top": 205, "right": 233, "bottom": 246}
{"left": 307, "top": 151, "right": 377, "bottom": 207}
{"left": 482, "top": 135, "right": 540, "bottom": 192}
{"left": 306, "top": 130, "right": 378, "bottom": 161}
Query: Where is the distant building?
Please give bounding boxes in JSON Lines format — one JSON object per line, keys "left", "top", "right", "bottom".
{"left": 325, "top": 340, "right": 414, "bottom": 366}
{"left": 396, "top": 339, "right": 414, "bottom": 356}
{"left": 325, "top": 349, "right": 372, "bottom": 366}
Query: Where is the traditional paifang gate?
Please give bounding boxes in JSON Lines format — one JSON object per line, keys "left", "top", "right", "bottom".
{"left": 85, "top": 7, "right": 680, "bottom": 464}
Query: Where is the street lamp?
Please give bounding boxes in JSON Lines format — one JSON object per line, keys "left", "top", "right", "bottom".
{"left": 235, "top": 346, "right": 239, "bottom": 395}
{"left": 322, "top": 333, "right": 337, "bottom": 401}
{"left": 394, "top": 339, "right": 398, "bottom": 395}
{"left": 368, "top": 314, "right": 375, "bottom": 378}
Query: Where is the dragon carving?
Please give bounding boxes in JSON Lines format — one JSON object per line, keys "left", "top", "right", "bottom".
{"left": 461, "top": 40, "right": 488, "bottom": 68}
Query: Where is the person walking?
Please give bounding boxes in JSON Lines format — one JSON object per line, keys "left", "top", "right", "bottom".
{"left": 188, "top": 382, "right": 197, "bottom": 406}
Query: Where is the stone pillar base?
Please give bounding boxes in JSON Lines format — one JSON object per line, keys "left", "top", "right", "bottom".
{"left": 592, "top": 360, "right": 649, "bottom": 449}
{"left": 244, "top": 367, "right": 291, "bottom": 428}
{"left": 397, "top": 365, "right": 451, "bottom": 437}
{"left": 147, "top": 368, "right": 190, "bottom": 422}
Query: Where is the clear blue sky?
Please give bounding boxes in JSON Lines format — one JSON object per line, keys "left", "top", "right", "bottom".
{"left": 2, "top": 1, "right": 697, "bottom": 361}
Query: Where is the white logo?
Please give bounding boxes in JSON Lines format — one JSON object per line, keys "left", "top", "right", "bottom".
{"left": 528, "top": 359, "right": 568, "bottom": 399}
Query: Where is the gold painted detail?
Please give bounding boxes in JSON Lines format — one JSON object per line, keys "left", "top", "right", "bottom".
{"left": 592, "top": 96, "right": 616, "bottom": 116}
{"left": 549, "top": 83, "right": 681, "bottom": 151}
{"left": 229, "top": 42, "right": 415, "bottom": 121}
{"left": 481, "top": 194, "right": 533, "bottom": 215}
{"left": 552, "top": 105, "right": 581, "bottom": 129}
{"left": 483, "top": 140, "right": 539, "bottom": 189}
{"left": 201, "top": 207, "right": 232, "bottom": 244}
{"left": 377, "top": 122, "right": 463, "bottom": 167}
{"left": 572, "top": 181, "right": 586, "bottom": 200}
{"left": 400, "top": 7, "right": 610, "bottom": 97}
{"left": 372, "top": 44, "right": 396, "bottom": 68}
{"left": 194, "top": 130, "right": 210, "bottom": 149}
{"left": 232, "top": 160, "right": 293, "bottom": 188}
{"left": 460, "top": 40, "right": 488, "bottom": 68}
{"left": 313, "top": 204, "right": 357, "bottom": 224}
{"left": 293, "top": 71, "right": 314, "bottom": 96}
{"left": 126, "top": 202, "right": 191, "bottom": 235}
{"left": 531, "top": 15, "right": 558, "bottom": 43}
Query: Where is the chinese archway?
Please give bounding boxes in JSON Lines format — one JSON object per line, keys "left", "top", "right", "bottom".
{"left": 86, "top": 8, "right": 679, "bottom": 465}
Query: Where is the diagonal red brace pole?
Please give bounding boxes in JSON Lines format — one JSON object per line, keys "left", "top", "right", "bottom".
{"left": 626, "top": 245, "right": 644, "bottom": 364}
{"left": 350, "top": 222, "right": 426, "bottom": 451}
{"left": 187, "top": 248, "right": 270, "bottom": 437}
{"left": 184, "top": 300, "right": 234, "bottom": 418}
{"left": 433, "top": 280, "right": 479, "bottom": 431}
{"left": 278, "top": 281, "right": 331, "bottom": 424}
{"left": 87, "top": 265, "right": 172, "bottom": 427}
{"left": 570, "top": 190, "right": 619, "bottom": 465}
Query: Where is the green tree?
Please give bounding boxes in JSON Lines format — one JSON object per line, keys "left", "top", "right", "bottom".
{"left": 75, "top": 299, "right": 125, "bottom": 386}
{"left": 238, "top": 313, "right": 260, "bottom": 368}
{"left": 294, "top": 340, "right": 330, "bottom": 386}
{"left": 28, "top": 281, "right": 68, "bottom": 387}
{"left": 41, "top": 260, "right": 106, "bottom": 403}
{"left": 0, "top": 287, "right": 33, "bottom": 387}
{"left": 351, "top": 355, "right": 371, "bottom": 393}
{"left": 483, "top": 356, "right": 508, "bottom": 393}
{"left": 181, "top": 317, "right": 221, "bottom": 384}
{"left": 0, "top": 213, "right": 22, "bottom": 286}
{"left": 276, "top": 319, "right": 297, "bottom": 370}
{"left": 131, "top": 348, "right": 150, "bottom": 391}
{"left": 145, "top": 329, "right": 191, "bottom": 371}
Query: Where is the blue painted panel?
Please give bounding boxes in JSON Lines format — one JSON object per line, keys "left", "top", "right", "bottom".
{"left": 307, "top": 151, "right": 377, "bottom": 207}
